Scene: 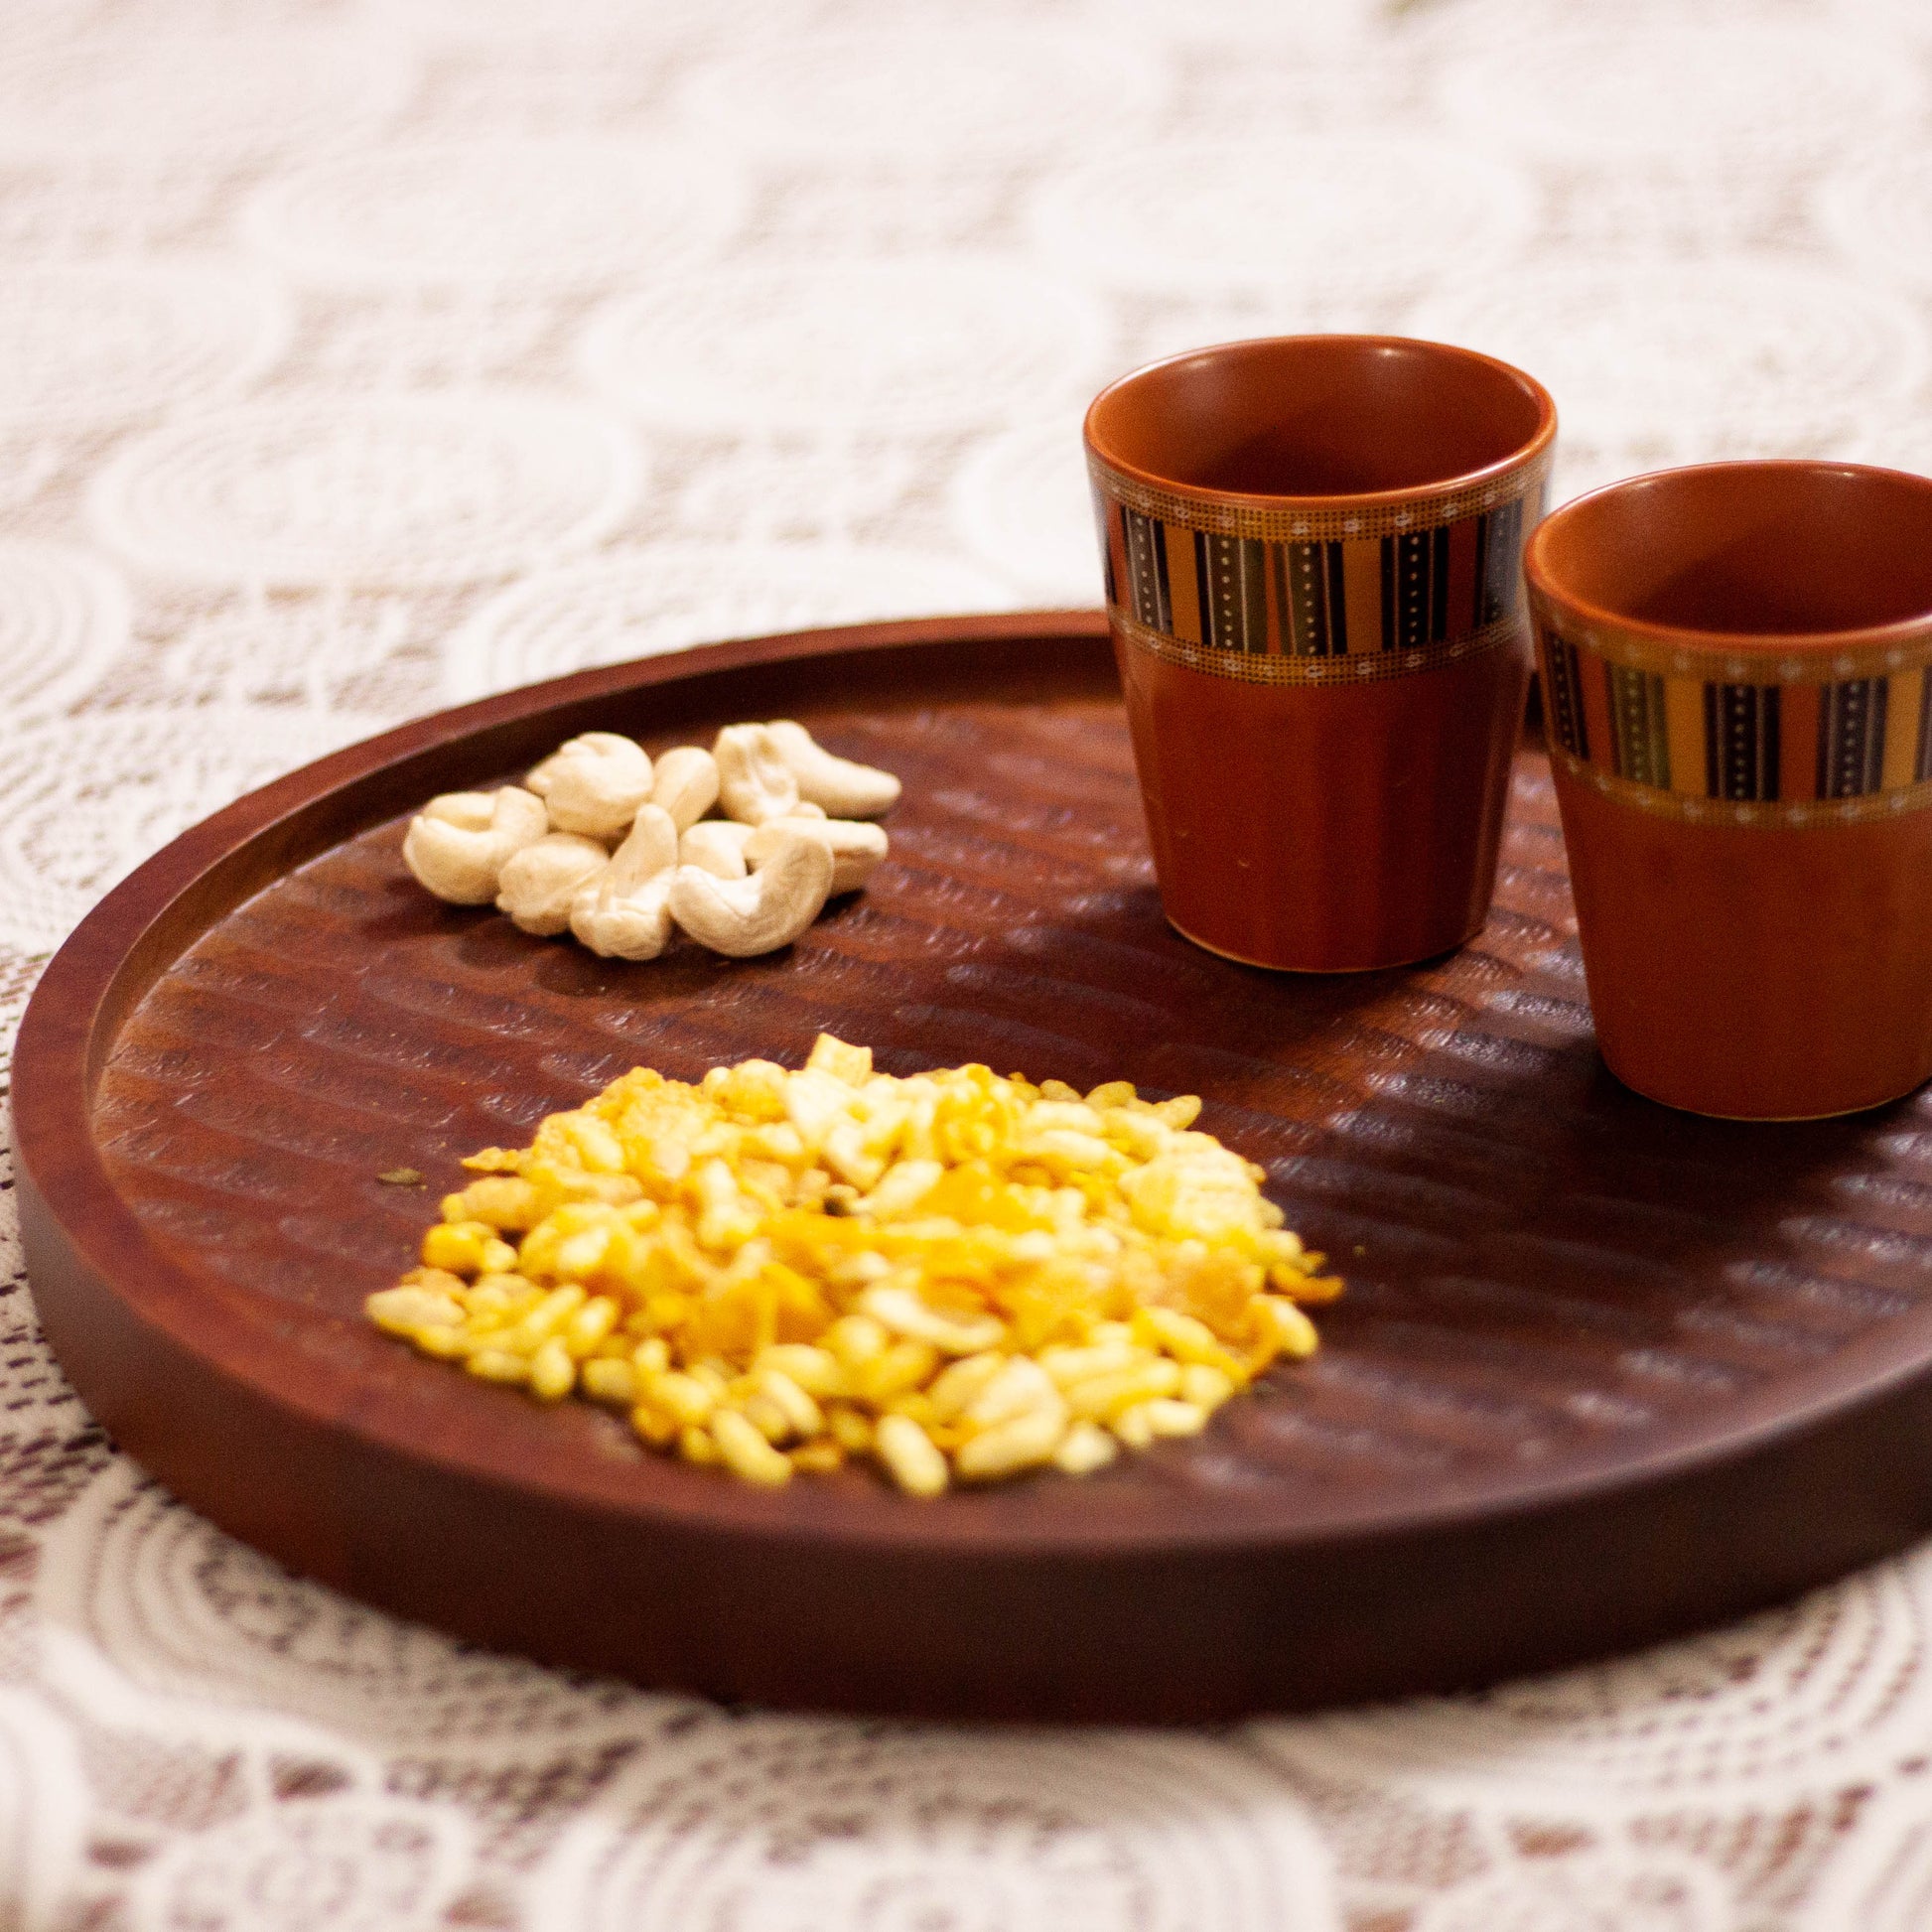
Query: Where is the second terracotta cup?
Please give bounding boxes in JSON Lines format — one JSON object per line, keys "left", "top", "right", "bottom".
{"left": 1084, "top": 335, "right": 1556, "bottom": 971}
{"left": 1526, "top": 461, "right": 1932, "bottom": 1119}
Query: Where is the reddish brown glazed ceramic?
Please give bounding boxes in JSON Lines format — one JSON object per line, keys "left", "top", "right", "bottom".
{"left": 1525, "top": 461, "right": 1932, "bottom": 1119}
{"left": 1084, "top": 336, "right": 1557, "bottom": 970}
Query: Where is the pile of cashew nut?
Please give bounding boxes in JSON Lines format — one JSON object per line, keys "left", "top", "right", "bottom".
{"left": 401, "top": 722, "right": 899, "bottom": 959}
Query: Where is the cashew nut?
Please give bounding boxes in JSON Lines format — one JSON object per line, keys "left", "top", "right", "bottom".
{"left": 713, "top": 724, "right": 800, "bottom": 825}
{"left": 402, "top": 786, "right": 547, "bottom": 903}
{"left": 648, "top": 746, "right": 720, "bottom": 832}
{"left": 569, "top": 804, "right": 679, "bottom": 960}
{"left": 744, "top": 815, "right": 888, "bottom": 895}
{"left": 526, "top": 732, "right": 653, "bottom": 840}
{"left": 495, "top": 833, "right": 610, "bottom": 935}
{"left": 766, "top": 720, "right": 900, "bottom": 819}
{"left": 680, "top": 819, "right": 754, "bottom": 879}
{"left": 409, "top": 716, "right": 899, "bottom": 959}
{"left": 668, "top": 828, "right": 834, "bottom": 956}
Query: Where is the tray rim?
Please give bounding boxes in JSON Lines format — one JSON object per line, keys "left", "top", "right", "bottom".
{"left": 15, "top": 606, "right": 1932, "bottom": 1564}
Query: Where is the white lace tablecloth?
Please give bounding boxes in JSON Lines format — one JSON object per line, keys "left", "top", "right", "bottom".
{"left": 1, "top": 1, "right": 1929, "bottom": 1925}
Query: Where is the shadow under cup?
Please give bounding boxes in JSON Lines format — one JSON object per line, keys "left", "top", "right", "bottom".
{"left": 1526, "top": 462, "right": 1932, "bottom": 1119}
{"left": 1084, "top": 336, "right": 1556, "bottom": 972}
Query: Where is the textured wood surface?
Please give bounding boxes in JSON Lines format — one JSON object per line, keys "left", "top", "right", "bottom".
{"left": 19, "top": 612, "right": 1932, "bottom": 1722}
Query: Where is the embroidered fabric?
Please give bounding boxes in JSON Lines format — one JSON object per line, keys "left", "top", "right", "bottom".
{"left": 0, "top": 1, "right": 1925, "bottom": 1925}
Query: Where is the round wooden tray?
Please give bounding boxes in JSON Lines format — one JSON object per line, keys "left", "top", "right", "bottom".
{"left": 18, "top": 612, "right": 1932, "bottom": 1724}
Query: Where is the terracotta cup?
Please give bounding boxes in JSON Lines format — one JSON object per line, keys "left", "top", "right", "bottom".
{"left": 1525, "top": 461, "right": 1932, "bottom": 1119}
{"left": 1083, "top": 335, "right": 1556, "bottom": 972}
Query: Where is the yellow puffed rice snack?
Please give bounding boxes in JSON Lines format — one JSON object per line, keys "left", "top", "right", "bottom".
{"left": 366, "top": 1035, "right": 1339, "bottom": 1494}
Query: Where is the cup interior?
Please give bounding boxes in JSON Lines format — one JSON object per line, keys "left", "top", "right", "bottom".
{"left": 1530, "top": 463, "right": 1932, "bottom": 639}
{"left": 1084, "top": 336, "right": 1550, "bottom": 499}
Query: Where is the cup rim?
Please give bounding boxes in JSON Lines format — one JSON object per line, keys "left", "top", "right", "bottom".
{"left": 1525, "top": 458, "right": 1932, "bottom": 654}
{"left": 1081, "top": 332, "right": 1558, "bottom": 512}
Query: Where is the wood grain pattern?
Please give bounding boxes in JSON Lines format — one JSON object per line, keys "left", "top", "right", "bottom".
{"left": 18, "top": 612, "right": 1932, "bottom": 1722}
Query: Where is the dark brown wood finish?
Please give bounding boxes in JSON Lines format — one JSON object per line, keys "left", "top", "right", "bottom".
{"left": 18, "top": 611, "right": 1932, "bottom": 1723}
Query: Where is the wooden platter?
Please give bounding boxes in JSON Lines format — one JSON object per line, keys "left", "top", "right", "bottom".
{"left": 18, "top": 610, "right": 1932, "bottom": 1724}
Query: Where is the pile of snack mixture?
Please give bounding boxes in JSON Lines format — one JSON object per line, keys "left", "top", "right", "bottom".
{"left": 402, "top": 721, "right": 897, "bottom": 960}
{"left": 367, "top": 1035, "right": 1338, "bottom": 1494}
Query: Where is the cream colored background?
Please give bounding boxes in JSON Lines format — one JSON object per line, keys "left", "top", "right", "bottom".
{"left": 0, "top": 1, "right": 1928, "bottom": 1925}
